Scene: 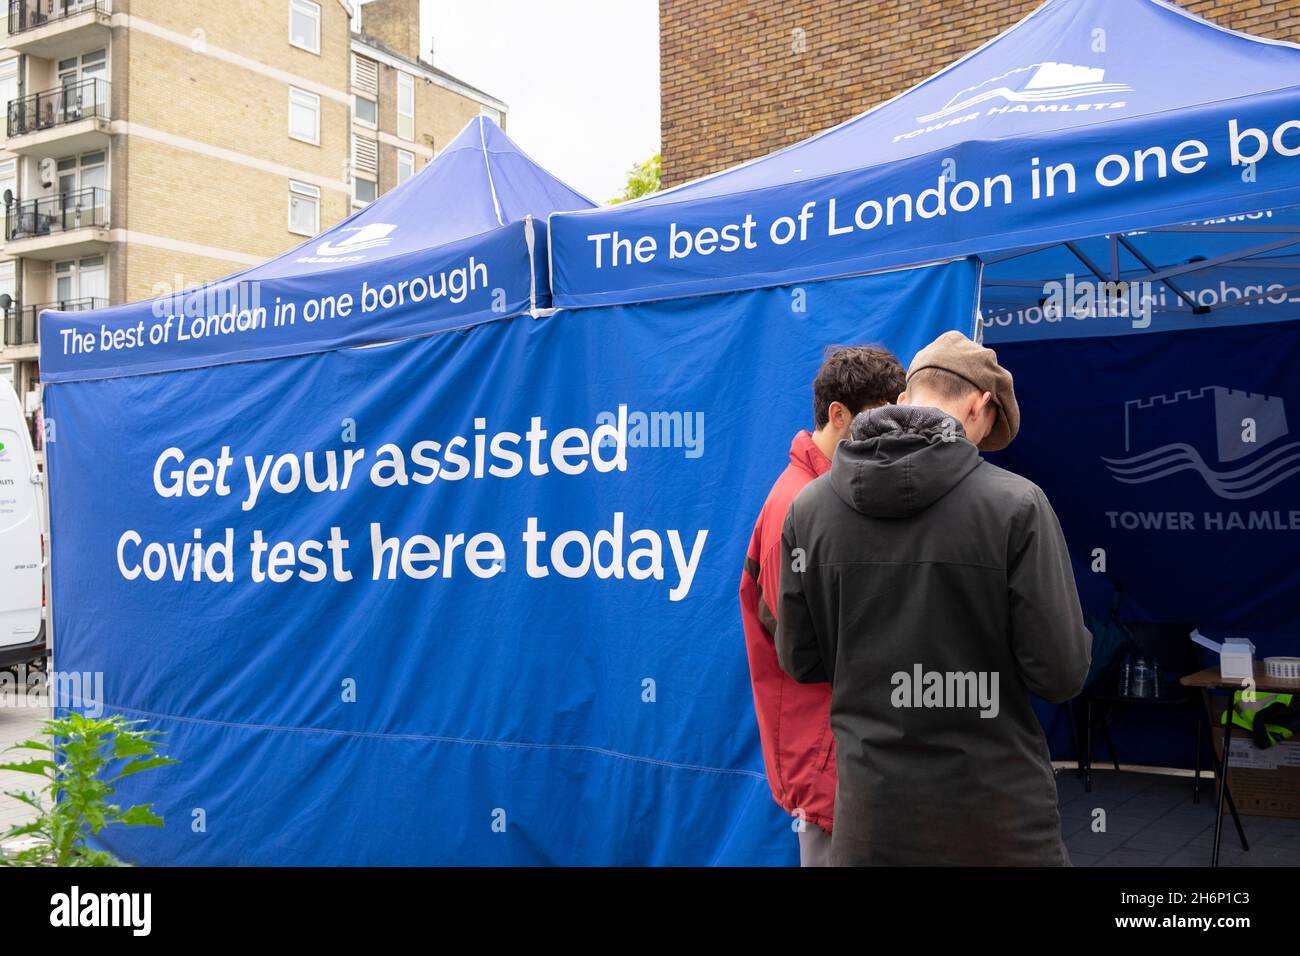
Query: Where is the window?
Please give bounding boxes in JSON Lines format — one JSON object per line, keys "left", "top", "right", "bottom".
{"left": 0, "top": 261, "right": 15, "bottom": 311}
{"left": 288, "top": 180, "right": 320, "bottom": 236}
{"left": 397, "top": 150, "right": 414, "bottom": 185}
{"left": 57, "top": 49, "right": 107, "bottom": 116}
{"left": 396, "top": 72, "right": 415, "bottom": 141}
{"left": 351, "top": 55, "right": 379, "bottom": 128}
{"left": 54, "top": 256, "right": 104, "bottom": 307}
{"left": 353, "top": 177, "right": 376, "bottom": 205}
{"left": 289, "top": 0, "right": 321, "bottom": 54}
{"left": 56, "top": 151, "right": 107, "bottom": 220}
{"left": 354, "top": 95, "right": 377, "bottom": 127}
{"left": 0, "top": 60, "right": 16, "bottom": 136}
{"left": 289, "top": 87, "right": 320, "bottom": 145}
{"left": 0, "top": 159, "right": 15, "bottom": 209}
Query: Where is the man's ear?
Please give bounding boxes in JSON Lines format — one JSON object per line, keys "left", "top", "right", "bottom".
{"left": 897, "top": 391, "right": 910, "bottom": 406}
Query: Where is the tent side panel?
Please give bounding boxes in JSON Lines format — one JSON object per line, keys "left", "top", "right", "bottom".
{"left": 44, "top": 259, "right": 978, "bottom": 864}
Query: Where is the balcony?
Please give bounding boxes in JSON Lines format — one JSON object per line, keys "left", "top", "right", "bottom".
{"left": 4, "top": 186, "right": 110, "bottom": 257}
{"left": 5, "top": 1, "right": 111, "bottom": 59}
{"left": 1, "top": 297, "right": 104, "bottom": 357}
{"left": 1, "top": 304, "right": 34, "bottom": 349}
{"left": 6, "top": 77, "right": 111, "bottom": 157}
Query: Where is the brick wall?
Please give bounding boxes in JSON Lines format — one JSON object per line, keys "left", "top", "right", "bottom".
{"left": 361, "top": 0, "right": 424, "bottom": 63}
{"left": 660, "top": 0, "right": 1300, "bottom": 186}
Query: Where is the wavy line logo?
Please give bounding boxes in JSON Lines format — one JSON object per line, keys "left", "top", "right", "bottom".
{"left": 313, "top": 223, "right": 397, "bottom": 258}
{"left": 917, "top": 62, "right": 1131, "bottom": 123}
{"left": 1102, "top": 386, "right": 1297, "bottom": 500}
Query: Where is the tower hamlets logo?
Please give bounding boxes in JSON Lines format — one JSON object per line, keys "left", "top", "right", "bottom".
{"left": 306, "top": 222, "right": 397, "bottom": 261}
{"left": 1102, "top": 387, "right": 1300, "bottom": 500}
{"left": 916, "top": 62, "right": 1131, "bottom": 123}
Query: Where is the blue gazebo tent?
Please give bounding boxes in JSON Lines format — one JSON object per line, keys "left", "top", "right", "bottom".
{"left": 549, "top": 0, "right": 1300, "bottom": 768}
{"left": 43, "top": 115, "right": 593, "bottom": 383}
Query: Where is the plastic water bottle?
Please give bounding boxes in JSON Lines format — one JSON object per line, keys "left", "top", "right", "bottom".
{"left": 1119, "top": 655, "right": 1133, "bottom": 697}
{"left": 1133, "top": 658, "right": 1154, "bottom": 699}
{"left": 1152, "top": 656, "right": 1161, "bottom": 699}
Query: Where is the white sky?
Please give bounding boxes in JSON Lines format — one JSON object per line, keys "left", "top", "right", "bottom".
{"left": 394, "top": 0, "right": 662, "bottom": 203}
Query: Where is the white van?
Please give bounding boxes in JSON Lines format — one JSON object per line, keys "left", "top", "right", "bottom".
{"left": 0, "top": 379, "right": 45, "bottom": 669}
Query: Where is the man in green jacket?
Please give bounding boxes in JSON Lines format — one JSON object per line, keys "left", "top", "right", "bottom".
{"left": 776, "top": 331, "right": 1092, "bottom": 866}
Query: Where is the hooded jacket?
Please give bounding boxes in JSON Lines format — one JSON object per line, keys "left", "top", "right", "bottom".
{"left": 776, "top": 406, "right": 1092, "bottom": 866}
{"left": 739, "top": 431, "right": 836, "bottom": 833}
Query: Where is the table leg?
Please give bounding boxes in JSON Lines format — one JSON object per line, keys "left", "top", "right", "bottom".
{"left": 1201, "top": 689, "right": 1250, "bottom": 864}
{"left": 1084, "top": 697, "right": 1093, "bottom": 793}
{"left": 1212, "top": 717, "right": 1231, "bottom": 867}
{"left": 1193, "top": 712, "right": 1202, "bottom": 805}
{"left": 1101, "top": 713, "right": 1121, "bottom": 772}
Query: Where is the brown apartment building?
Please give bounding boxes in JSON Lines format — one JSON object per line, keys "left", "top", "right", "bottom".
{"left": 0, "top": 0, "right": 506, "bottom": 460}
{"left": 659, "top": 0, "right": 1300, "bottom": 187}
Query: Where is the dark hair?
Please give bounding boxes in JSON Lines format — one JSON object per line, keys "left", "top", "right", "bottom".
{"left": 812, "top": 345, "right": 906, "bottom": 429}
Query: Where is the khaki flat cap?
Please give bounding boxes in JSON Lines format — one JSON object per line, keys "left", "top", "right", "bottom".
{"left": 906, "top": 331, "right": 1020, "bottom": 452}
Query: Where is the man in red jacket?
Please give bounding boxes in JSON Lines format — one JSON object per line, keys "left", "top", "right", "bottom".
{"left": 739, "top": 345, "right": 906, "bottom": 866}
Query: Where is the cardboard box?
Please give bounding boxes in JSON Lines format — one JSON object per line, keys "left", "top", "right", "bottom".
{"left": 1212, "top": 727, "right": 1300, "bottom": 820}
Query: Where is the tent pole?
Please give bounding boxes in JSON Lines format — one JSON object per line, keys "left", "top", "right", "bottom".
{"left": 1115, "top": 235, "right": 1205, "bottom": 314}
{"left": 1063, "top": 241, "right": 1108, "bottom": 282}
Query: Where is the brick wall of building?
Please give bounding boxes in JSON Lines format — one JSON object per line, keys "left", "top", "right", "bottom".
{"left": 660, "top": 0, "right": 1300, "bottom": 186}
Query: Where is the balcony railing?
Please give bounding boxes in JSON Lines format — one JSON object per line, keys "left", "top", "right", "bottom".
{"left": 2, "top": 297, "right": 105, "bottom": 347}
{"left": 7, "top": 77, "right": 110, "bottom": 139}
{"left": 7, "top": 0, "right": 106, "bottom": 36}
{"left": 5, "top": 186, "right": 109, "bottom": 240}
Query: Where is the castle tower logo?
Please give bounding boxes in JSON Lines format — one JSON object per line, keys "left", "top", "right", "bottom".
{"left": 916, "top": 62, "right": 1131, "bottom": 123}
{"left": 1102, "top": 386, "right": 1300, "bottom": 500}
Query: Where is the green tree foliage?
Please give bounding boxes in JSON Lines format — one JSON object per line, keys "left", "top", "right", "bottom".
{"left": 612, "top": 153, "right": 661, "bottom": 204}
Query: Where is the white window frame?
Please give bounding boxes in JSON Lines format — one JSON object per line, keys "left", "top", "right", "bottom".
{"left": 397, "top": 149, "right": 415, "bottom": 186}
{"left": 352, "top": 175, "right": 377, "bottom": 206}
{"left": 354, "top": 94, "right": 377, "bottom": 129}
{"left": 396, "top": 72, "right": 415, "bottom": 142}
{"left": 0, "top": 158, "right": 16, "bottom": 211}
{"left": 54, "top": 255, "right": 104, "bottom": 307}
{"left": 0, "top": 260, "right": 15, "bottom": 314}
{"left": 0, "top": 59, "right": 17, "bottom": 138}
{"left": 288, "top": 180, "right": 320, "bottom": 236}
{"left": 289, "top": 87, "right": 321, "bottom": 146}
{"left": 289, "top": 0, "right": 322, "bottom": 55}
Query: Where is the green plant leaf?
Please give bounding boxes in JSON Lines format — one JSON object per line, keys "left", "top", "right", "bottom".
{"left": 0, "top": 759, "right": 55, "bottom": 776}
{"left": 118, "top": 805, "right": 164, "bottom": 828}
{"left": 111, "top": 756, "right": 179, "bottom": 782}
{"left": 2, "top": 790, "right": 46, "bottom": 810}
{"left": 6, "top": 739, "right": 52, "bottom": 752}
